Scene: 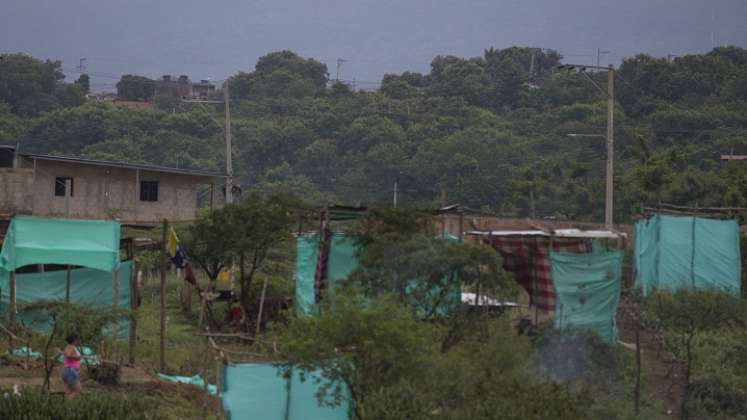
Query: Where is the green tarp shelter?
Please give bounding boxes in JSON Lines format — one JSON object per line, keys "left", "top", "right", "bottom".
{"left": 222, "top": 363, "right": 350, "bottom": 420}
{"left": 294, "top": 233, "right": 461, "bottom": 317}
{"left": 0, "top": 216, "right": 121, "bottom": 274}
{"left": 551, "top": 248, "right": 623, "bottom": 345}
{"left": 635, "top": 214, "right": 741, "bottom": 295}
{"left": 0, "top": 216, "right": 126, "bottom": 336}
{"left": 0, "top": 262, "right": 132, "bottom": 338}
{"left": 295, "top": 234, "right": 358, "bottom": 316}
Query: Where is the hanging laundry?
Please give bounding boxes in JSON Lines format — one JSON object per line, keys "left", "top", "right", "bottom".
{"left": 167, "top": 226, "right": 196, "bottom": 284}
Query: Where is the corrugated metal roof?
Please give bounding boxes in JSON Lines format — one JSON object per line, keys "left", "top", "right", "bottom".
{"left": 21, "top": 153, "right": 227, "bottom": 178}
{"left": 467, "top": 228, "right": 623, "bottom": 239}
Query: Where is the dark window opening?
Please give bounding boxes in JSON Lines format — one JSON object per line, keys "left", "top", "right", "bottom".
{"left": 54, "top": 177, "right": 74, "bottom": 197}
{"left": 140, "top": 180, "right": 159, "bottom": 202}
{"left": 0, "top": 148, "right": 14, "bottom": 168}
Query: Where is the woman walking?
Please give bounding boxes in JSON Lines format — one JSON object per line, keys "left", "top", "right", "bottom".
{"left": 62, "top": 335, "right": 82, "bottom": 400}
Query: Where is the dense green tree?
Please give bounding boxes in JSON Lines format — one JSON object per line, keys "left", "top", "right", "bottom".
{"left": 2, "top": 46, "right": 747, "bottom": 222}
{"left": 229, "top": 51, "right": 328, "bottom": 99}
{"left": 75, "top": 74, "right": 90, "bottom": 94}
{"left": 115, "top": 74, "right": 155, "bottom": 101}
{"left": 642, "top": 290, "right": 747, "bottom": 420}
{"left": 0, "top": 53, "right": 84, "bottom": 116}
{"left": 276, "top": 289, "right": 590, "bottom": 420}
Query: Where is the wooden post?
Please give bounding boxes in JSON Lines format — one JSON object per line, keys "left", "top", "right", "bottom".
{"left": 8, "top": 271, "right": 15, "bottom": 349}
{"left": 112, "top": 270, "right": 119, "bottom": 349}
{"left": 634, "top": 321, "right": 641, "bottom": 415}
{"left": 65, "top": 266, "right": 72, "bottom": 303}
{"left": 210, "top": 182, "right": 216, "bottom": 210}
{"left": 64, "top": 179, "right": 71, "bottom": 218}
{"left": 129, "top": 253, "right": 139, "bottom": 365}
{"left": 160, "top": 219, "right": 167, "bottom": 372}
{"left": 255, "top": 276, "right": 269, "bottom": 336}
{"left": 458, "top": 208, "right": 464, "bottom": 242}
{"left": 134, "top": 169, "right": 140, "bottom": 220}
{"left": 202, "top": 336, "right": 210, "bottom": 419}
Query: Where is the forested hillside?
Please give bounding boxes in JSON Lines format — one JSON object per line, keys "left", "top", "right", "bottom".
{"left": 2, "top": 47, "right": 747, "bottom": 222}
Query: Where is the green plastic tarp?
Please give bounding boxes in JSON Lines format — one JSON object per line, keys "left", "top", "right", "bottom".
{"left": 11, "top": 346, "right": 41, "bottom": 359}
{"left": 294, "top": 234, "right": 359, "bottom": 316}
{"left": 222, "top": 363, "right": 350, "bottom": 420}
{"left": 0, "top": 216, "right": 121, "bottom": 274}
{"left": 294, "top": 233, "right": 461, "bottom": 317}
{"left": 635, "top": 215, "right": 741, "bottom": 295}
{"left": 551, "top": 248, "right": 623, "bottom": 345}
{"left": 158, "top": 373, "right": 218, "bottom": 396}
{"left": 0, "top": 262, "right": 132, "bottom": 339}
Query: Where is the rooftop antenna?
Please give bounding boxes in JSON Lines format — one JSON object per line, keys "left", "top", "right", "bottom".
{"left": 711, "top": 7, "right": 716, "bottom": 47}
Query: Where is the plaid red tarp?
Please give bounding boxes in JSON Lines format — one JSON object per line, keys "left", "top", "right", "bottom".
{"left": 488, "top": 237, "right": 591, "bottom": 312}
{"left": 314, "top": 228, "right": 332, "bottom": 303}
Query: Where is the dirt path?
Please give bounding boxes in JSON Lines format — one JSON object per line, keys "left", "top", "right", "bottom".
{"left": 0, "top": 363, "right": 157, "bottom": 390}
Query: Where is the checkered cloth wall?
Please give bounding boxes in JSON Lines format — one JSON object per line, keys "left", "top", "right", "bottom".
{"left": 489, "top": 237, "right": 591, "bottom": 312}
{"left": 314, "top": 228, "right": 333, "bottom": 304}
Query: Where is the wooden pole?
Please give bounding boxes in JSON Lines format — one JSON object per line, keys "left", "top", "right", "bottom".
{"left": 8, "top": 271, "right": 15, "bottom": 349}
{"left": 129, "top": 255, "right": 139, "bottom": 365}
{"left": 605, "top": 65, "right": 614, "bottom": 229}
{"left": 64, "top": 179, "right": 71, "bottom": 218}
{"left": 634, "top": 321, "right": 641, "bottom": 415}
{"left": 112, "top": 270, "right": 119, "bottom": 351}
{"left": 255, "top": 276, "right": 269, "bottom": 336}
{"left": 160, "top": 219, "right": 167, "bottom": 372}
{"left": 458, "top": 208, "right": 464, "bottom": 242}
{"left": 65, "top": 266, "right": 71, "bottom": 303}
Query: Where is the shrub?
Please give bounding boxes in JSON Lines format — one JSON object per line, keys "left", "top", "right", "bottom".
{"left": 0, "top": 387, "right": 161, "bottom": 419}
{"left": 88, "top": 360, "right": 122, "bottom": 385}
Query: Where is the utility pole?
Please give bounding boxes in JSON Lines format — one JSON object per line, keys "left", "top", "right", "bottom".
{"left": 336, "top": 58, "right": 347, "bottom": 81}
{"left": 181, "top": 89, "right": 232, "bottom": 204}
{"left": 529, "top": 50, "right": 536, "bottom": 80}
{"left": 606, "top": 65, "right": 614, "bottom": 229}
{"left": 560, "top": 62, "right": 616, "bottom": 229}
{"left": 224, "top": 81, "right": 233, "bottom": 204}
{"left": 596, "top": 49, "right": 610, "bottom": 69}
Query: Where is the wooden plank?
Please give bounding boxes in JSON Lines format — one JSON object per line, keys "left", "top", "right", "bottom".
{"left": 65, "top": 266, "right": 71, "bottom": 303}
{"left": 160, "top": 219, "right": 167, "bottom": 372}
{"left": 112, "top": 270, "right": 119, "bottom": 343}
{"left": 255, "top": 277, "right": 269, "bottom": 336}
{"left": 129, "top": 249, "right": 139, "bottom": 365}
{"left": 9, "top": 271, "right": 15, "bottom": 349}
{"left": 721, "top": 154, "right": 747, "bottom": 161}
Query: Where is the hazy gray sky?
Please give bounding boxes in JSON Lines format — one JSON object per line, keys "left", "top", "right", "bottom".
{"left": 2, "top": 0, "right": 746, "bottom": 91}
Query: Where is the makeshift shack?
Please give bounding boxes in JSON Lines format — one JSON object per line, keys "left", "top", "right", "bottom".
{"left": 0, "top": 216, "right": 132, "bottom": 339}
{"left": 294, "top": 232, "right": 462, "bottom": 317}
{"left": 469, "top": 229, "right": 624, "bottom": 344}
{"left": 635, "top": 213, "right": 742, "bottom": 295}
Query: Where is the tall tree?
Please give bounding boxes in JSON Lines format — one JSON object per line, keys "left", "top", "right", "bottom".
{"left": 116, "top": 75, "right": 155, "bottom": 101}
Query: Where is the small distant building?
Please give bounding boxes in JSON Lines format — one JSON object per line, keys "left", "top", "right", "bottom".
{"left": 191, "top": 80, "right": 216, "bottom": 100}
{"left": 0, "top": 146, "right": 226, "bottom": 224}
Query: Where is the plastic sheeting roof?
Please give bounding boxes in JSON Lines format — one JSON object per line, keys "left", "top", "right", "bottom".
{"left": 468, "top": 229, "right": 623, "bottom": 239}
{"left": 0, "top": 216, "right": 121, "bottom": 273}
